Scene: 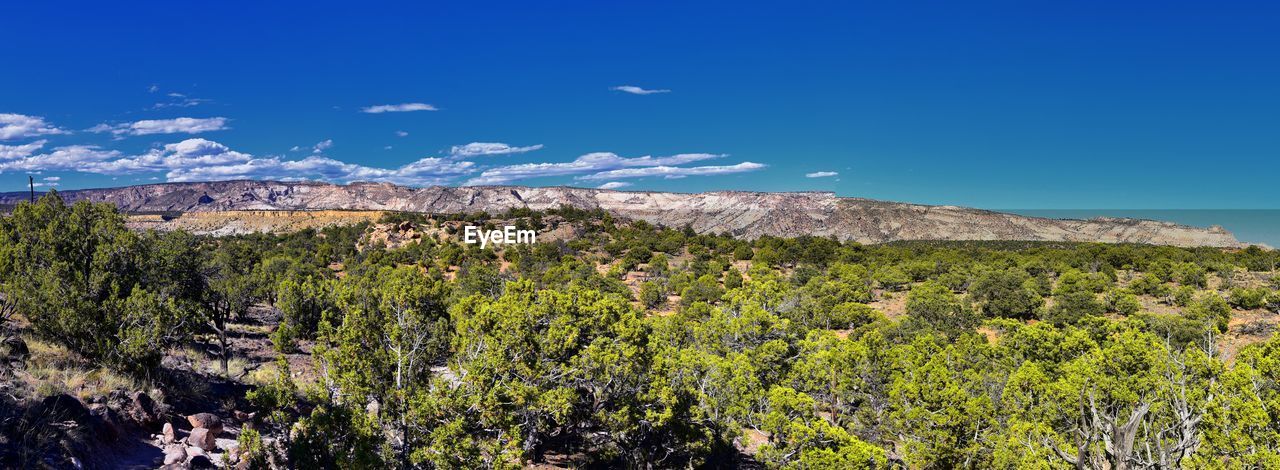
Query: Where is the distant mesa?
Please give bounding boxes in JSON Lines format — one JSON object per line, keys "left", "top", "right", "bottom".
{"left": 0, "top": 180, "right": 1243, "bottom": 248}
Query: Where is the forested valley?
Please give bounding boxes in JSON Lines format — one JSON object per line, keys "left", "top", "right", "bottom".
{"left": 3, "top": 192, "right": 1280, "bottom": 469}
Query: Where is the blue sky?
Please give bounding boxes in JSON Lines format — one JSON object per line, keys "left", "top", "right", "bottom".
{"left": 1, "top": 1, "right": 1277, "bottom": 208}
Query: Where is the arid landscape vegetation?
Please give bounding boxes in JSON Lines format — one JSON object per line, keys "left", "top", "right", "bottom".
{"left": 2, "top": 191, "right": 1279, "bottom": 469}
{"left": 6, "top": 0, "right": 1279, "bottom": 467}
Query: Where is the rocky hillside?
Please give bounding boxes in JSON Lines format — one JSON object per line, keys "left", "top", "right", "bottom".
{"left": 0, "top": 180, "right": 1242, "bottom": 247}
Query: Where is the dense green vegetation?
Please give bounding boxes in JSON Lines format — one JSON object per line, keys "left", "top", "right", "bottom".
{"left": 4, "top": 193, "right": 1280, "bottom": 468}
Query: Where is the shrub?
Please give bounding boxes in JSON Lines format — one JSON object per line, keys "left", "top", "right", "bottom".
{"left": 1228, "top": 287, "right": 1268, "bottom": 310}
{"left": 1046, "top": 291, "right": 1105, "bottom": 326}
{"left": 971, "top": 270, "right": 1043, "bottom": 320}
{"left": 640, "top": 281, "right": 666, "bottom": 309}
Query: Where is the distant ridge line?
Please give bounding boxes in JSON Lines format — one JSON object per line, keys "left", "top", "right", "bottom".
{"left": 0, "top": 180, "right": 1242, "bottom": 248}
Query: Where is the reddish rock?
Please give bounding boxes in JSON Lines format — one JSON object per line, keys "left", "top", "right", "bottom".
{"left": 128, "top": 391, "right": 159, "bottom": 425}
{"left": 188, "top": 427, "right": 218, "bottom": 451}
{"left": 186, "top": 412, "right": 223, "bottom": 431}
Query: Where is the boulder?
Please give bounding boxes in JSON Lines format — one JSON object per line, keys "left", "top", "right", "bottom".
{"left": 162, "top": 444, "right": 187, "bottom": 465}
{"left": 87, "top": 404, "right": 124, "bottom": 442}
{"left": 186, "top": 445, "right": 206, "bottom": 458}
{"left": 161, "top": 422, "right": 176, "bottom": 444}
{"left": 127, "top": 391, "right": 159, "bottom": 426}
{"left": 187, "top": 412, "right": 223, "bottom": 432}
{"left": 33, "top": 394, "right": 91, "bottom": 423}
{"left": 188, "top": 454, "right": 216, "bottom": 469}
{"left": 188, "top": 427, "right": 218, "bottom": 451}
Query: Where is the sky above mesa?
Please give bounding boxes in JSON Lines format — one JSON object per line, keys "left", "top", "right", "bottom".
{"left": 1, "top": 1, "right": 1277, "bottom": 209}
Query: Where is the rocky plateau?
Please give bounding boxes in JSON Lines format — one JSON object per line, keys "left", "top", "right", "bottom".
{"left": 0, "top": 180, "right": 1244, "bottom": 247}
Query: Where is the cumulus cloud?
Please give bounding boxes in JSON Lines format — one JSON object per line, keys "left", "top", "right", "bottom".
{"left": 0, "top": 114, "right": 69, "bottom": 140}
{"left": 167, "top": 155, "right": 474, "bottom": 186}
{"left": 0, "top": 140, "right": 46, "bottom": 160}
{"left": 578, "top": 162, "right": 766, "bottom": 181}
{"left": 361, "top": 103, "right": 437, "bottom": 113}
{"left": 805, "top": 171, "right": 838, "bottom": 178}
{"left": 597, "top": 181, "right": 632, "bottom": 190}
{"left": 32, "top": 176, "right": 61, "bottom": 188}
{"left": 396, "top": 130, "right": 409, "bottom": 137}
{"left": 0, "top": 135, "right": 755, "bottom": 189}
{"left": 0, "top": 139, "right": 248, "bottom": 175}
{"left": 0, "top": 138, "right": 474, "bottom": 187}
{"left": 0, "top": 145, "right": 122, "bottom": 173}
{"left": 611, "top": 85, "right": 670, "bottom": 95}
{"left": 463, "top": 152, "right": 724, "bottom": 186}
{"left": 90, "top": 117, "right": 230, "bottom": 136}
{"left": 447, "top": 142, "right": 544, "bottom": 158}
{"left": 313, "top": 139, "right": 333, "bottom": 154}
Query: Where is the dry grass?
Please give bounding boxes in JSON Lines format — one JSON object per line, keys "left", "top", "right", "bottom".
{"left": 169, "top": 345, "right": 249, "bottom": 376}
{"left": 245, "top": 361, "right": 280, "bottom": 387}
{"left": 229, "top": 322, "right": 272, "bottom": 336}
{"left": 16, "top": 335, "right": 142, "bottom": 402}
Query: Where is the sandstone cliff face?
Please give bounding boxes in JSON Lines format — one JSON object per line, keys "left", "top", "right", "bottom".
{"left": 0, "top": 180, "right": 1241, "bottom": 247}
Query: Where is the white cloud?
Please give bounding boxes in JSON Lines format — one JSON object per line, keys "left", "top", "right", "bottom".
{"left": 805, "top": 171, "right": 838, "bottom": 178}
{"left": 361, "top": 103, "right": 438, "bottom": 113}
{"left": 147, "top": 88, "right": 210, "bottom": 108}
{"left": 578, "top": 162, "right": 766, "bottom": 181}
{"left": 289, "top": 146, "right": 302, "bottom": 152}
{"left": 82, "top": 139, "right": 254, "bottom": 174}
{"left": 597, "top": 181, "right": 632, "bottom": 190}
{"left": 33, "top": 176, "right": 61, "bottom": 187}
{"left": 0, "top": 140, "right": 46, "bottom": 160}
{"left": 447, "top": 142, "right": 543, "bottom": 158}
{"left": 1, "top": 136, "right": 756, "bottom": 189}
{"left": 0, "top": 138, "right": 474, "bottom": 187}
{"left": 396, "top": 130, "right": 409, "bottom": 137}
{"left": 0, "top": 114, "right": 69, "bottom": 140}
{"left": 154, "top": 97, "right": 210, "bottom": 108}
{"left": 313, "top": 139, "right": 333, "bottom": 154}
{"left": 611, "top": 85, "right": 671, "bottom": 95}
{"left": 165, "top": 154, "right": 474, "bottom": 186}
{"left": 463, "top": 152, "right": 723, "bottom": 186}
{"left": 0, "top": 145, "right": 122, "bottom": 172}
{"left": 90, "top": 117, "right": 229, "bottom": 136}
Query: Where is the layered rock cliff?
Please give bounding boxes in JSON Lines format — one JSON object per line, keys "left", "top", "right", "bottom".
{"left": 0, "top": 180, "right": 1242, "bottom": 247}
